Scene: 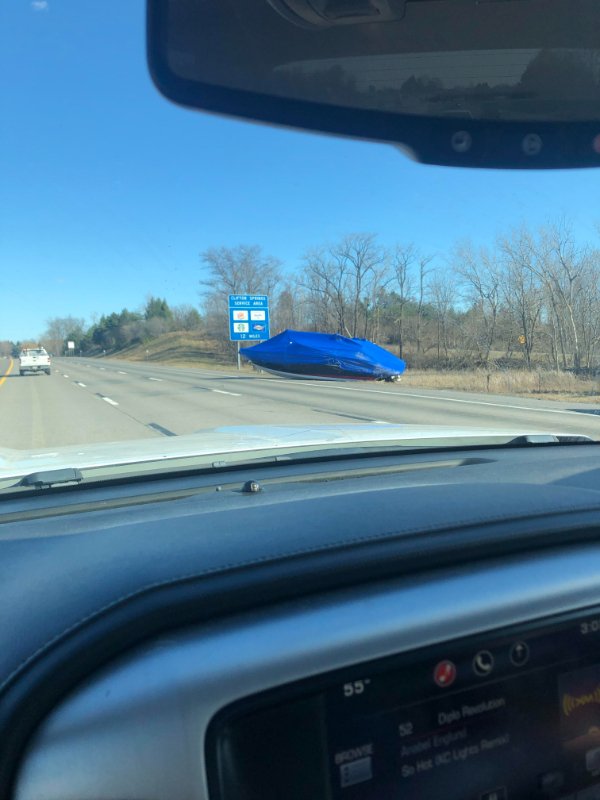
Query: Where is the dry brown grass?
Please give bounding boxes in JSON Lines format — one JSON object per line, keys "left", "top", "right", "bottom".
{"left": 115, "top": 332, "right": 235, "bottom": 369}
{"left": 402, "top": 369, "right": 600, "bottom": 402}
{"left": 112, "top": 333, "right": 263, "bottom": 374}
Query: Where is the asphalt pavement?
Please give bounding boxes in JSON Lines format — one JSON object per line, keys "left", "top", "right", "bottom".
{"left": 1, "top": 356, "right": 600, "bottom": 450}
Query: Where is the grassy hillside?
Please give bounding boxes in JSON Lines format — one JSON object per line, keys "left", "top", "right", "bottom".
{"left": 113, "top": 332, "right": 244, "bottom": 370}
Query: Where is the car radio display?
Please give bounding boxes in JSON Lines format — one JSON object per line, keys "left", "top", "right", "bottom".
{"left": 209, "top": 609, "right": 600, "bottom": 800}
{"left": 325, "top": 613, "right": 600, "bottom": 799}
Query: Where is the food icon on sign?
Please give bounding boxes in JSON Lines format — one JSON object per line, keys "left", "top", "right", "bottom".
{"left": 234, "top": 310, "right": 249, "bottom": 321}
{"left": 250, "top": 310, "right": 266, "bottom": 320}
{"left": 233, "top": 323, "right": 249, "bottom": 333}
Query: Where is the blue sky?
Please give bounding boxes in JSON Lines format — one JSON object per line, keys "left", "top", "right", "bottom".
{"left": 2, "top": 0, "right": 600, "bottom": 341}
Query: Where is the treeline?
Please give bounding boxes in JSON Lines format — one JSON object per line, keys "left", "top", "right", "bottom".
{"left": 200, "top": 222, "right": 600, "bottom": 372}
{"left": 39, "top": 298, "right": 201, "bottom": 356}
{"left": 24, "top": 219, "right": 600, "bottom": 372}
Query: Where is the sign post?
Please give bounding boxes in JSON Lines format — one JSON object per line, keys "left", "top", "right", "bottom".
{"left": 228, "top": 295, "right": 270, "bottom": 370}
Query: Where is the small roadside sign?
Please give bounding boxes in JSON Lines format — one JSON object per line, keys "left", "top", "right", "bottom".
{"left": 518, "top": 335, "right": 526, "bottom": 345}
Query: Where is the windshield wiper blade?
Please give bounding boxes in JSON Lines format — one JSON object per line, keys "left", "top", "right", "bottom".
{"left": 16, "top": 468, "right": 84, "bottom": 489}
{"left": 504, "top": 434, "right": 596, "bottom": 446}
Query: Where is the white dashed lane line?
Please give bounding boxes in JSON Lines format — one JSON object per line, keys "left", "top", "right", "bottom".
{"left": 75, "top": 382, "right": 86, "bottom": 387}
{"left": 94, "top": 392, "right": 119, "bottom": 406}
{"left": 148, "top": 377, "right": 163, "bottom": 382}
{"left": 118, "top": 371, "right": 128, "bottom": 375}
{"left": 212, "top": 389, "right": 241, "bottom": 396}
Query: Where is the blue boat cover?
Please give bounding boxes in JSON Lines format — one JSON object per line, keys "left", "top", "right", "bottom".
{"left": 241, "top": 329, "right": 406, "bottom": 380}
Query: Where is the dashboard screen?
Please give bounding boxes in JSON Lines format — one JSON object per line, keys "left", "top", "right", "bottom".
{"left": 210, "top": 609, "right": 600, "bottom": 800}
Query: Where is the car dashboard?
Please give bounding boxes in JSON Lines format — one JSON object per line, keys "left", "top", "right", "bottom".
{"left": 4, "top": 442, "right": 600, "bottom": 800}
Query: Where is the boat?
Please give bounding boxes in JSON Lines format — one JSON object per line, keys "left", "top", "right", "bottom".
{"left": 240, "top": 329, "right": 406, "bottom": 381}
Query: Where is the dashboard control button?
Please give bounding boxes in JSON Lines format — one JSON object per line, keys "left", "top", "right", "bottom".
{"left": 587, "top": 747, "right": 600, "bottom": 775}
{"left": 510, "top": 641, "right": 530, "bottom": 667}
{"left": 339, "top": 756, "right": 372, "bottom": 788}
{"left": 473, "top": 650, "right": 494, "bottom": 677}
{"left": 576, "top": 784, "right": 600, "bottom": 799}
{"left": 537, "top": 769, "right": 564, "bottom": 794}
{"left": 433, "top": 660, "right": 456, "bottom": 688}
{"left": 522, "top": 133, "right": 543, "bottom": 156}
{"left": 480, "top": 788, "right": 506, "bottom": 800}
{"left": 451, "top": 130, "right": 472, "bottom": 154}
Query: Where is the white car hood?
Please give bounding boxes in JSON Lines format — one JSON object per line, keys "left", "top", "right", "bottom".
{"left": 0, "top": 424, "right": 579, "bottom": 481}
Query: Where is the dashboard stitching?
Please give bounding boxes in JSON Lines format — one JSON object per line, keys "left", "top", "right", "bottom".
{"left": 2, "top": 501, "right": 599, "bottom": 694}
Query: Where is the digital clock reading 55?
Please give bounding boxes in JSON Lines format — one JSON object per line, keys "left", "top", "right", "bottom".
{"left": 343, "top": 679, "right": 371, "bottom": 697}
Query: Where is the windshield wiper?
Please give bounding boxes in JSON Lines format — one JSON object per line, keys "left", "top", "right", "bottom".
{"left": 15, "top": 468, "right": 84, "bottom": 489}
{"left": 504, "top": 434, "right": 596, "bottom": 446}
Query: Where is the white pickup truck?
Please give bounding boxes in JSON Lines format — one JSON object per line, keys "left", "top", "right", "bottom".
{"left": 19, "top": 347, "right": 51, "bottom": 376}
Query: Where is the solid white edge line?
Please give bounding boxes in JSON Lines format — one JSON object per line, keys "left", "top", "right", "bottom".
{"left": 257, "top": 378, "right": 592, "bottom": 418}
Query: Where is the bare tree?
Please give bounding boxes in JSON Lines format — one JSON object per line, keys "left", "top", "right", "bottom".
{"left": 300, "top": 246, "right": 350, "bottom": 335}
{"left": 497, "top": 231, "right": 544, "bottom": 369}
{"left": 415, "top": 252, "right": 433, "bottom": 356}
{"left": 42, "top": 316, "right": 86, "bottom": 354}
{"left": 299, "top": 234, "right": 386, "bottom": 338}
{"left": 430, "top": 274, "right": 456, "bottom": 360}
{"left": 389, "top": 244, "right": 415, "bottom": 358}
{"left": 454, "top": 241, "right": 502, "bottom": 365}
{"left": 200, "top": 244, "right": 281, "bottom": 297}
{"left": 542, "top": 220, "right": 590, "bottom": 370}
{"left": 171, "top": 305, "right": 203, "bottom": 331}
{"left": 199, "top": 245, "right": 282, "bottom": 338}
{"left": 338, "top": 234, "right": 387, "bottom": 338}
{"left": 272, "top": 283, "right": 311, "bottom": 333}
{"left": 500, "top": 221, "right": 592, "bottom": 370}
{"left": 576, "top": 256, "right": 600, "bottom": 369}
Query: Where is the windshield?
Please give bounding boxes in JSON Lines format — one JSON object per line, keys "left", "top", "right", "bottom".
{"left": 3, "top": 0, "right": 600, "bottom": 472}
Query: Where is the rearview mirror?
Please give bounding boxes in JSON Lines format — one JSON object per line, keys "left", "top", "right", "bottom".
{"left": 147, "top": 0, "right": 600, "bottom": 169}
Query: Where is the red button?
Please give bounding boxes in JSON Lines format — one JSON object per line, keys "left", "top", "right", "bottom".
{"left": 434, "top": 660, "right": 457, "bottom": 688}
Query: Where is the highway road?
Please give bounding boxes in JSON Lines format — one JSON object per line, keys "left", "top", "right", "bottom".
{"left": 1, "top": 356, "right": 600, "bottom": 450}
